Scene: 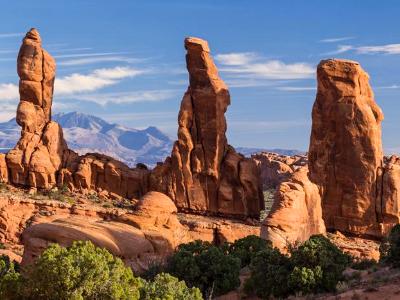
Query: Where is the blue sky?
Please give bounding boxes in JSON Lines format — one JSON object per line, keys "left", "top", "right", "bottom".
{"left": 1, "top": 0, "right": 400, "bottom": 152}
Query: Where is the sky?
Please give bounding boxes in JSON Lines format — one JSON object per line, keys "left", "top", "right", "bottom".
{"left": 0, "top": 0, "right": 400, "bottom": 152}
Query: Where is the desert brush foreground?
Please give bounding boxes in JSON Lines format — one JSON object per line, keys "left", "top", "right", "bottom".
{"left": 1, "top": 28, "right": 400, "bottom": 299}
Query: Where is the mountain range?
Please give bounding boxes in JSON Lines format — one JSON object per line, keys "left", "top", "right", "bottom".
{"left": 0, "top": 112, "right": 304, "bottom": 167}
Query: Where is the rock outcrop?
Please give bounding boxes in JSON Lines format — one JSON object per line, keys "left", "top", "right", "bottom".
{"left": 0, "top": 29, "right": 149, "bottom": 201}
{"left": 5, "top": 29, "right": 75, "bottom": 189}
{"left": 263, "top": 59, "right": 400, "bottom": 248}
{"left": 308, "top": 59, "right": 385, "bottom": 236}
{"left": 151, "top": 37, "right": 264, "bottom": 218}
{"left": 261, "top": 166, "right": 326, "bottom": 250}
{"left": 251, "top": 152, "right": 307, "bottom": 189}
{"left": 21, "top": 192, "right": 191, "bottom": 272}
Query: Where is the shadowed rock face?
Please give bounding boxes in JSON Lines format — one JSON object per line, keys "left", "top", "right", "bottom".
{"left": 151, "top": 37, "right": 264, "bottom": 218}
{"left": 309, "top": 59, "right": 385, "bottom": 235}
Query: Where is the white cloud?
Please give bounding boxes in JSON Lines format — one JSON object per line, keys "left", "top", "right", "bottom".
{"left": 55, "top": 66, "right": 144, "bottom": 95}
{"left": 323, "top": 45, "right": 353, "bottom": 56}
{"left": 320, "top": 37, "right": 354, "bottom": 43}
{"left": 0, "top": 33, "right": 23, "bottom": 38}
{"left": 0, "top": 83, "right": 19, "bottom": 100}
{"left": 215, "top": 52, "right": 314, "bottom": 80}
{"left": 72, "top": 90, "right": 178, "bottom": 106}
{"left": 215, "top": 52, "right": 258, "bottom": 65}
{"left": 276, "top": 86, "right": 316, "bottom": 91}
{"left": 59, "top": 56, "right": 137, "bottom": 66}
{"left": 326, "top": 43, "right": 400, "bottom": 56}
{"left": 356, "top": 44, "right": 400, "bottom": 54}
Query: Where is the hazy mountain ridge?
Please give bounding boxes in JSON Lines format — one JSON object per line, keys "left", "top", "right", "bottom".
{"left": 0, "top": 112, "right": 303, "bottom": 166}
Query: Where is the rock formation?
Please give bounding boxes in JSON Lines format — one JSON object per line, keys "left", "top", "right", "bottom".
{"left": 151, "top": 37, "right": 264, "bottom": 218}
{"left": 21, "top": 192, "right": 191, "bottom": 272}
{"left": 308, "top": 59, "right": 385, "bottom": 236}
{"left": 0, "top": 29, "right": 149, "bottom": 201}
{"left": 5, "top": 29, "right": 75, "bottom": 189}
{"left": 263, "top": 59, "right": 400, "bottom": 248}
{"left": 251, "top": 152, "right": 307, "bottom": 189}
{"left": 261, "top": 166, "right": 326, "bottom": 249}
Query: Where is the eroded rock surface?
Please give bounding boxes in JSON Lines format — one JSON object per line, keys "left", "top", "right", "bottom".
{"left": 151, "top": 37, "right": 263, "bottom": 218}
{"left": 251, "top": 152, "right": 307, "bottom": 189}
{"left": 309, "top": 59, "right": 385, "bottom": 236}
{"left": 5, "top": 29, "right": 75, "bottom": 189}
{"left": 261, "top": 166, "right": 325, "bottom": 250}
{"left": 263, "top": 59, "right": 400, "bottom": 248}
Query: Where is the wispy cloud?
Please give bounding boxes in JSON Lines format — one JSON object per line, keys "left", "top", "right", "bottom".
{"left": 0, "top": 66, "right": 145, "bottom": 103}
{"left": 59, "top": 56, "right": 138, "bottom": 66}
{"left": 320, "top": 37, "right": 355, "bottom": 43}
{"left": 276, "top": 86, "right": 316, "bottom": 91}
{"left": 72, "top": 89, "right": 178, "bottom": 106}
{"left": 326, "top": 43, "right": 400, "bottom": 55}
{"left": 215, "top": 52, "right": 314, "bottom": 81}
{"left": 0, "top": 33, "right": 23, "bottom": 38}
{"left": 0, "top": 83, "right": 19, "bottom": 100}
{"left": 323, "top": 45, "right": 353, "bottom": 56}
{"left": 55, "top": 66, "right": 144, "bottom": 95}
{"left": 215, "top": 52, "right": 259, "bottom": 65}
{"left": 356, "top": 44, "right": 400, "bottom": 54}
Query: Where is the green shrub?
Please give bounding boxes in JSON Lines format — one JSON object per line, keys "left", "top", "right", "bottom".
{"left": 140, "top": 273, "right": 202, "bottom": 300}
{"left": 0, "top": 255, "right": 22, "bottom": 300}
{"left": 288, "top": 266, "right": 322, "bottom": 294}
{"left": 228, "top": 235, "right": 271, "bottom": 267}
{"left": 23, "top": 241, "right": 143, "bottom": 300}
{"left": 167, "top": 240, "right": 240, "bottom": 298}
{"left": 290, "top": 235, "right": 351, "bottom": 292}
{"left": 244, "top": 247, "right": 292, "bottom": 298}
{"left": 380, "top": 224, "right": 400, "bottom": 266}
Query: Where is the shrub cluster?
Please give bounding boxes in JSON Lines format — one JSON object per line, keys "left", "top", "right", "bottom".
{"left": 0, "top": 241, "right": 201, "bottom": 300}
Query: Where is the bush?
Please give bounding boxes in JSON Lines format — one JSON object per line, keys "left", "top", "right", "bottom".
{"left": 380, "top": 224, "right": 400, "bottom": 266}
{"left": 228, "top": 235, "right": 271, "bottom": 267}
{"left": 287, "top": 266, "right": 322, "bottom": 294}
{"left": 0, "top": 255, "right": 22, "bottom": 300}
{"left": 140, "top": 273, "right": 202, "bottom": 300}
{"left": 244, "top": 247, "right": 292, "bottom": 298}
{"left": 23, "top": 241, "right": 143, "bottom": 300}
{"left": 290, "top": 235, "right": 351, "bottom": 292}
{"left": 167, "top": 240, "right": 240, "bottom": 298}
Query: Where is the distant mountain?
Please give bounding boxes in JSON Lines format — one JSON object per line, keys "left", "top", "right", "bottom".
{"left": 0, "top": 112, "right": 304, "bottom": 167}
{"left": 0, "top": 112, "right": 173, "bottom": 167}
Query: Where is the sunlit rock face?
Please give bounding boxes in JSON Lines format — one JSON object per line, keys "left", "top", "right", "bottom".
{"left": 309, "top": 59, "right": 385, "bottom": 236}
{"left": 263, "top": 59, "right": 400, "bottom": 249}
{"left": 151, "top": 37, "right": 264, "bottom": 218}
{"left": 5, "top": 28, "right": 75, "bottom": 189}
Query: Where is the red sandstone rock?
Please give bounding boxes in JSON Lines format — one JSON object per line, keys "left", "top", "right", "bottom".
{"left": 151, "top": 37, "right": 263, "bottom": 218}
{"left": 6, "top": 28, "right": 73, "bottom": 189}
{"left": 309, "top": 59, "right": 385, "bottom": 236}
{"left": 251, "top": 152, "right": 307, "bottom": 188}
{"left": 58, "top": 153, "right": 149, "bottom": 200}
{"left": 261, "top": 166, "right": 326, "bottom": 249}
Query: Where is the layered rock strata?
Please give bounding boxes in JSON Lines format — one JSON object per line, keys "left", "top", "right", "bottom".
{"left": 151, "top": 37, "right": 264, "bottom": 218}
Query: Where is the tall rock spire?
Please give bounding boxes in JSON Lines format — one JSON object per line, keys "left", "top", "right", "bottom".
{"left": 151, "top": 37, "right": 263, "bottom": 218}
{"left": 5, "top": 28, "right": 73, "bottom": 188}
